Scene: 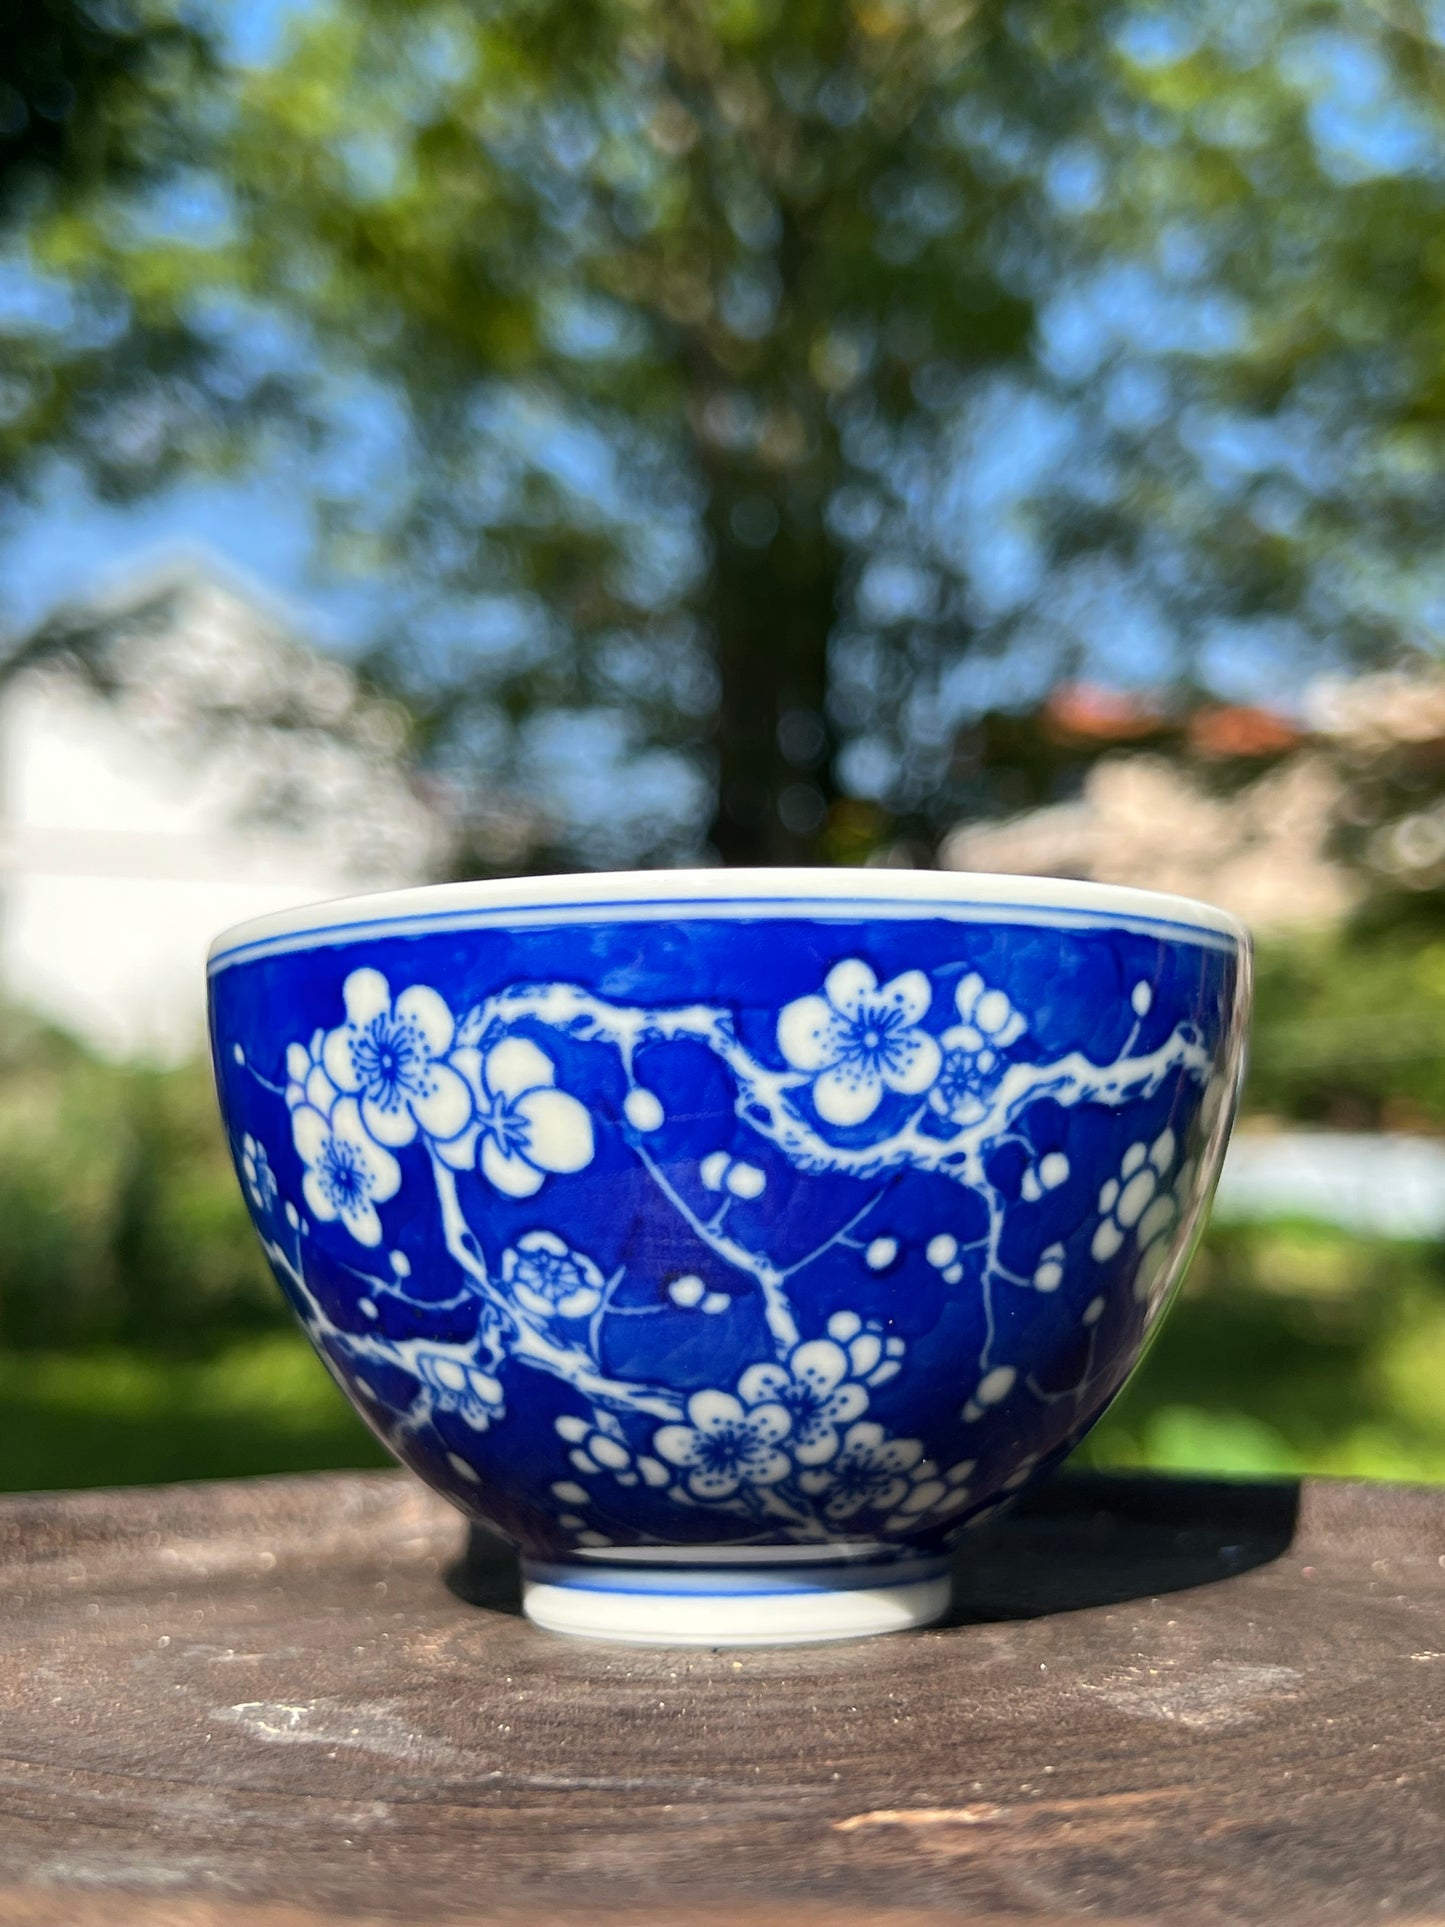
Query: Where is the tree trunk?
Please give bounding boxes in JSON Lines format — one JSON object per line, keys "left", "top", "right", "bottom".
{"left": 705, "top": 480, "right": 842, "bottom": 867}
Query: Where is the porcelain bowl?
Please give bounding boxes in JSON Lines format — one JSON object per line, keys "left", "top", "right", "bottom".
{"left": 208, "top": 869, "right": 1250, "bottom": 1645}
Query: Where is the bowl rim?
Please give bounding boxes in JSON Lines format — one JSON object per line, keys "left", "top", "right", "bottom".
{"left": 208, "top": 867, "right": 1250, "bottom": 972}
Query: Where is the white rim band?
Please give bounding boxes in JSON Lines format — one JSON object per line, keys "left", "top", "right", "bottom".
{"left": 209, "top": 866, "right": 1248, "bottom": 970}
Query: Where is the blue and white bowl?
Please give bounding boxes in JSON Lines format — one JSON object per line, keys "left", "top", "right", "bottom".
{"left": 208, "top": 870, "right": 1250, "bottom": 1646}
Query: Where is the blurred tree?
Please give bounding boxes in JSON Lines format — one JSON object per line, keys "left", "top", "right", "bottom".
{"left": 1064, "top": 4, "right": 1445, "bottom": 702}
{"left": 0, "top": 2, "right": 225, "bottom": 505}
{"left": 6, "top": 1, "right": 1445, "bottom": 870}
{"left": 208, "top": 0, "right": 1067, "bottom": 866}
{"left": 0, "top": 0, "right": 196, "bottom": 213}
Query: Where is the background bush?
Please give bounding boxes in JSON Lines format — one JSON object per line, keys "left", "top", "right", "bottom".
{"left": 0, "top": 1010, "right": 277, "bottom": 1355}
{"left": 1247, "top": 906, "right": 1445, "bottom": 1134}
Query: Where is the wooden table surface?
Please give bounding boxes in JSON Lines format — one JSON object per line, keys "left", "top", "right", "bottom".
{"left": 1, "top": 1467, "right": 1442, "bottom": 1927}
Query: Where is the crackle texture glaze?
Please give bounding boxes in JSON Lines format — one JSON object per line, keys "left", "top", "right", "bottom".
{"left": 208, "top": 880, "right": 1248, "bottom": 1610}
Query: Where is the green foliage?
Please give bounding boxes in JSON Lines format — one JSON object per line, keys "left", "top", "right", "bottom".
{"left": 0, "top": 1013, "right": 279, "bottom": 1353}
{"left": 0, "top": 0, "right": 209, "bottom": 215}
{"left": 0, "top": 1, "right": 224, "bottom": 506}
{"left": 1248, "top": 911, "right": 1445, "bottom": 1131}
{"left": 211, "top": 0, "right": 1063, "bottom": 865}
{"left": 1081, "top": 1219, "right": 1445, "bottom": 1485}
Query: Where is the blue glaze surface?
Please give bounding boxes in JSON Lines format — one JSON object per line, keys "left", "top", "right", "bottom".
{"left": 209, "top": 895, "right": 1247, "bottom": 1564}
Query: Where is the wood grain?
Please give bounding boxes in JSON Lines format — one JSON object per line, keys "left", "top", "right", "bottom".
{"left": 1, "top": 1469, "right": 1442, "bottom": 1924}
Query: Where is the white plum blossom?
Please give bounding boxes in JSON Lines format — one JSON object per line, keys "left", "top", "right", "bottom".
{"left": 322, "top": 969, "right": 473, "bottom": 1148}
{"left": 291, "top": 1097, "right": 402, "bottom": 1247}
{"left": 738, "top": 1338, "right": 871, "bottom": 1467}
{"left": 623, "top": 1086, "right": 665, "bottom": 1132}
{"left": 501, "top": 1231, "right": 605, "bottom": 1321}
{"left": 668, "top": 1274, "right": 730, "bottom": 1314}
{"left": 412, "top": 1348, "right": 504, "bottom": 1429}
{"left": 1092, "top": 1128, "right": 1179, "bottom": 1263}
{"left": 438, "top": 1035, "right": 594, "bottom": 1197}
{"left": 798, "top": 1421, "right": 926, "bottom": 1521}
{"left": 699, "top": 1151, "right": 730, "bottom": 1190}
{"left": 952, "top": 971, "right": 1026, "bottom": 1051}
{"left": 884, "top": 1455, "right": 975, "bottom": 1532}
{"left": 725, "top": 1161, "right": 765, "bottom": 1199}
{"left": 925, "top": 1231, "right": 966, "bottom": 1285}
{"left": 1091, "top": 1131, "right": 1192, "bottom": 1306}
{"left": 699, "top": 1151, "right": 766, "bottom": 1197}
{"left": 241, "top": 1134, "right": 278, "bottom": 1214}
{"left": 652, "top": 1389, "right": 793, "bottom": 1501}
{"left": 778, "top": 959, "right": 941, "bottom": 1127}
{"left": 1033, "top": 1242, "right": 1066, "bottom": 1291}
{"left": 962, "top": 1363, "right": 1017, "bottom": 1422}
{"left": 1021, "top": 1150, "right": 1070, "bottom": 1203}
{"left": 930, "top": 972, "right": 1027, "bottom": 1126}
{"left": 285, "top": 1029, "right": 339, "bottom": 1118}
{"left": 555, "top": 1413, "right": 670, "bottom": 1490}
{"left": 825, "top": 1309, "right": 907, "bottom": 1386}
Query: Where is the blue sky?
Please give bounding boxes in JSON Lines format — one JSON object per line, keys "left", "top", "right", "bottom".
{"left": 0, "top": 462, "right": 379, "bottom": 648}
{"left": 217, "top": 0, "right": 315, "bottom": 69}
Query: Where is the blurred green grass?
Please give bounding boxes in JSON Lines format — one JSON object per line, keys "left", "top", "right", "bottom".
{"left": 0, "top": 1335, "right": 390, "bottom": 1492}
{"left": 7, "top": 1217, "right": 1443, "bottom": 1494}
{"left": 4, "top": 918, "right": 1445, "bottom": 1495}
{"left": 1078, "top": 1219, "right": 1445, "bottom": 1483}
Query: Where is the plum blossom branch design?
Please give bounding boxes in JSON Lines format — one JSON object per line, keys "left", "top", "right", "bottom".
{"left": 238, "top": 956, "right": 1217, "bottom": 1543}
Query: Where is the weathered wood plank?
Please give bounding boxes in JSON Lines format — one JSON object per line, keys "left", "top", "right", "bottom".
{"left": 1, "top": 1470, "right": 1441, "bottom": 1925}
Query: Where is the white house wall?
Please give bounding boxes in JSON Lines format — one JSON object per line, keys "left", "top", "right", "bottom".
{"left": 0, "top": 650, "right": 445, "bottom": 1063}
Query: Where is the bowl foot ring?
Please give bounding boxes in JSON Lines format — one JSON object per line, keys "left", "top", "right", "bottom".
{"left": 521, "top": 1548, "right": 952, "bottom": 1646}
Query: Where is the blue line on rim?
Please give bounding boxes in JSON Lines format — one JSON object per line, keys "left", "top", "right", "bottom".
{"left": 208, "top": 894, "right": 1242, "bottom": 972}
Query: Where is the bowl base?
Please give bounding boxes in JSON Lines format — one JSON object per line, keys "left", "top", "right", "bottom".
{"left": 520, "top": 1548, "right": 952, "bottom": 1646}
